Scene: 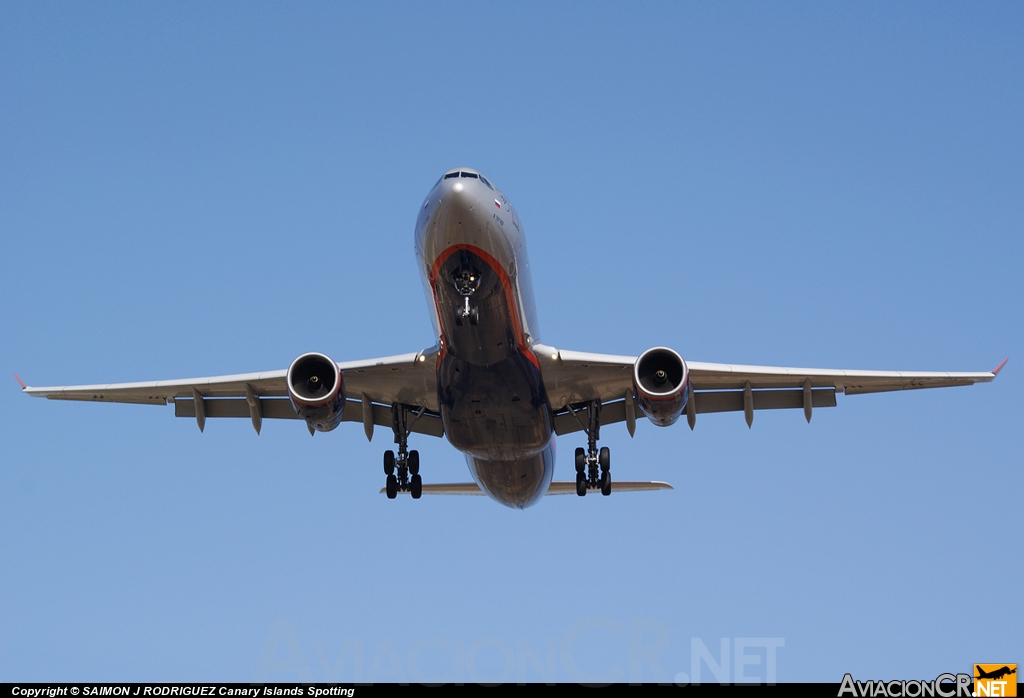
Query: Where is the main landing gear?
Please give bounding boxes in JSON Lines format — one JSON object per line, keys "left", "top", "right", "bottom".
{"left": 573, "top": 400, "right": 611, "bottom": 497}
{"left": 384, "top": 404, "right": 423, "bottom": 500}
{"left": 452, "top": 267, "right": 480, "bottom": 327}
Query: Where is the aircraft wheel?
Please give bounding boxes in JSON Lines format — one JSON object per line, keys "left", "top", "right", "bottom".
{"left": 410, "top": 474, "right": 422, "bottom": 499}
{"left": 601, "top": 470, "right": 612, "bottom": 496}
{"left": 455, "top": 311, "right": 464, "bottom": 327}
{"left": 599, "top": 447, "right": 610, "bottom": 472}
{"left": 469, "top": 307, "right": 479, "bottom": 326}
{"left": 576, "top": 473, "right": 587, "bottom": 497}
{"left": 408, "top": 450, "right": 419, "bottom": 476}
{"left": 383, "top": 450, "right": 395, "bottom": 476}
{"left": 386, "top": 474, "right": 398, "bottom": 499}
{"left": 574, "top": 447, "right": 586, "bottom": 473}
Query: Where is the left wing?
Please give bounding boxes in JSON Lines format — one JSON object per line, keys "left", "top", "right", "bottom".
{"left": 535, "top": 345, "right": 1004, "bottom": 435}
{"left": 21, "top": 347, "right": 443, "bottom": 437}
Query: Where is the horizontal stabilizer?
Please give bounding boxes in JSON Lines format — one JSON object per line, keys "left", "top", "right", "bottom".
{"left": 547, "top": 480, "right": 673, "bottom": 495}
{"left": 379, "top": 481, "right": 674, "bottom": 496}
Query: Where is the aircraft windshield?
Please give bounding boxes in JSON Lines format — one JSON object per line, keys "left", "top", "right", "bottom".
{"left": 441, "top": 171, "right": 493, "bottom": 190}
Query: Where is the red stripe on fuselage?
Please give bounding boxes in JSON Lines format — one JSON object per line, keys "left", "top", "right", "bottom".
{"left": 428, "top": 243, "right": 540, "bottom": 370}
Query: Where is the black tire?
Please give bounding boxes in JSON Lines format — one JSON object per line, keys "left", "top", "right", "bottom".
{"left": 574, "top": 447, "right": 586, "bottom": 473}
{"left": 601, "top": 470, "right": 612, "bottom": 496}
{"left": 469, "top": 307, "right": 479, "bottom": 326}
{"left": 410, "top": 473, "right": 422, "bottom": 499}
{"left": 408, "top": 450, "right": 419, "bottom": 475}
{"left": 455, "top": 311, "right": 463, "bottom": 327}
{"left": 386, "top": 473, "right": 398, "bottom": 499}
{"left": 576, "top": 472, "right": 587, "bottom": 497}
{"left": 383, "top": 450, "right": 395, "bottom": 476}
{"left": 599, "top": 446, "right": 610, "bottom": 473}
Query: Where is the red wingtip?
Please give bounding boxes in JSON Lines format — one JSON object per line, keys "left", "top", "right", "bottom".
{"left": 14, "top": 372, "right": 26, "bottom": 389}
{"left": 992, "top": 357, "right": 1009, "bottom": 376}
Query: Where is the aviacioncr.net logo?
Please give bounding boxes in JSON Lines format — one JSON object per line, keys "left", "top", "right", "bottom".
{"left": 838, "top": 673, "right": 973, "bottom": 697}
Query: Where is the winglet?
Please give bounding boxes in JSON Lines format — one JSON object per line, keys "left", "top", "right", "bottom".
{"left": 992, "top": 357, "right": 1009, "bottom": 376}
{"left": 13, "top": 372, "right": 26, "bottom": 390}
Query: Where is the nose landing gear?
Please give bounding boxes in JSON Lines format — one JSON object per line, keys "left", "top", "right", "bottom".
{"left": 452, "top": 267, "right": 480, "bottom": 327}
{"left": 571, "top": 400, "right": 611, "bottom": 497}
{"left": 455, "top": 296, "right": 479, "bottom": 327}
{"left": 383, "top": 404, "right": 425, "bottom": 499}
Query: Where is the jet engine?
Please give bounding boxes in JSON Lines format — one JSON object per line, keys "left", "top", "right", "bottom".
{"left": 287, "top": 352, "right": 345, "bottom": 432}
{"left": 633, "top": 346, "right": 689, "bottom": 427}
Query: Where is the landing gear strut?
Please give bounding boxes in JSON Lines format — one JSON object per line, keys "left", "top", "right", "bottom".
{"left": 453, "top": 267, "right": 480, "bottom": 327}
{"left": 572, "top": 400, "right": 611, "bottom": 497}
{"left": 383, "top": 403, "right": 423, "bottom": 499}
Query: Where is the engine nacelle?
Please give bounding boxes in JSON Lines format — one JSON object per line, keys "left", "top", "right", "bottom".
{"left": 287, "top": 352, "right": 345, "bottom": 432}
{"left": 633, "top": 346, "right": 689, "bottom": 427}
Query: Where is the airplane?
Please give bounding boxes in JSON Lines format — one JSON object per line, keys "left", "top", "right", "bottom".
{"left": 975, "top": 666, "right": 1016, "bottom": 681}
{"left": 18, "top": 167, "right": 1007, "bottom": 509}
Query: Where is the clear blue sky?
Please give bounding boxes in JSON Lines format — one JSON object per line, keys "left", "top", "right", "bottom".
{"left": 1, "top": 2, "right": 1020, "bottom": 683}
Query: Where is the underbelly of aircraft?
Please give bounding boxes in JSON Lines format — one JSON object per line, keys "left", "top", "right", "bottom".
{"left": 438, "top": 352, "right": 551, "bottom": 459}
{"left": 438, "top": 351, "right": 555, "bottom": 508}
{"left": 465, "top": 445, "right": 555, "bottom": 510}
{"left": 433, "top": 246, "right": 555, "bottom": 507}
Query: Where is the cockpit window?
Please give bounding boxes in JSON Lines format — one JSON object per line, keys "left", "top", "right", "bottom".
{"left": 460, "top": 172, "right": 479, "bottom": 179}
{"left": 443, "top": 172, "right": 459, "bottom": 179}
{"left": 479, "top": 176, "right": 493, "bottom": 190}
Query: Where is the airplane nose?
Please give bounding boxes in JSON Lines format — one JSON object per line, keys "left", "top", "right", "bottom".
{"left": 440, "top": 179, "right": 479, "bottom": 216}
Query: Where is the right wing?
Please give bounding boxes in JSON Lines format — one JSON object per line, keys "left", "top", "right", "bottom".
{"left": 21, "top": 347, "right": 443, "bottom": 437}
{"left": 535, "top": 345, "right": 1004, "bottom": 435}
